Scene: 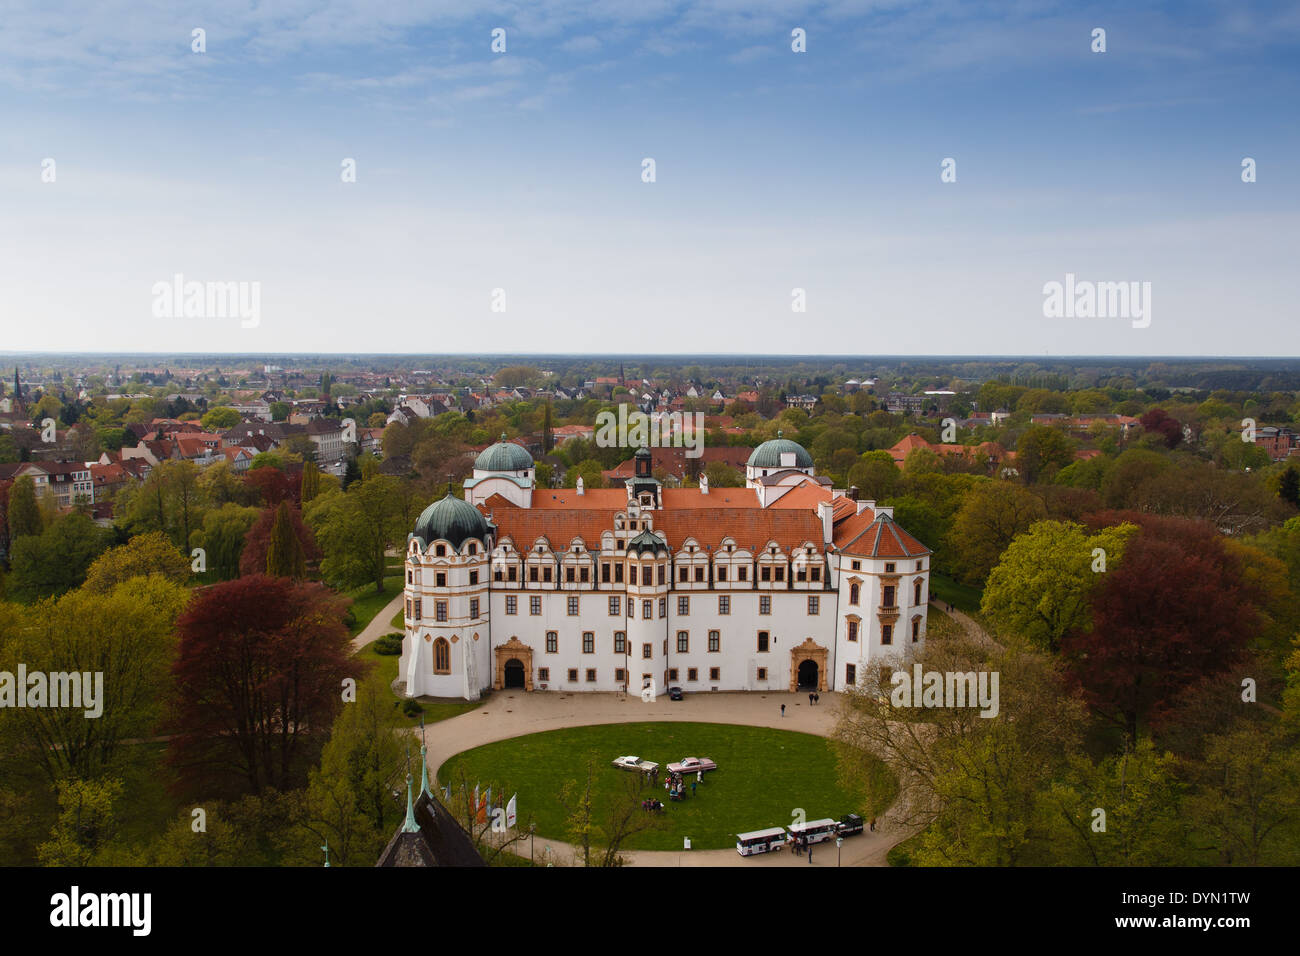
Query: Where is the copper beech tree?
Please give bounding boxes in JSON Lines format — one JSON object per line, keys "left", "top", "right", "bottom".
{"left": 168, "top": 575, "right": 363, "bottom": 799}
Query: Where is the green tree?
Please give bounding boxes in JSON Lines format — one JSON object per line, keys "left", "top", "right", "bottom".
{"left": 7, "top": 512, "right": 114, "bottom": 602}
{"left": 37, "top": 777, "right": 126, "bottom": 867}
{"left": 300, "top": 460, "right": 322, "bottom": 504}
{"left": 200, "top": 407, "right": 241, "bottom": 430}
{"left": 6, "top": 476, "right": 42, "bottom": 540}
{"left": 981, "top": 520, "right": 1137, "bottom": 652}
{"left": 307, "top": 476, "right": 403, "bottom": 593}
{"left": 82, "top": 530, "right": 190, "bottom": 593}
{"left": 946, "top": 481, "right": 1047, "bottom": 587}
{"left": 1015, "top": 425, "right": 1075, "bottom": 484}
{"left": 266, "top": 500, "right": 306, "bottom": 579}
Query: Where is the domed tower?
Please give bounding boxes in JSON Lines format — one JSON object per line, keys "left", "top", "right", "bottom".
{"left": 624, "top": 445, "right": 661, "bottom": 510}
{"left": 745, "top": 430, "right": 815, "bottom": 487}
{"left": 464, "top": 434, "right": 534, "bottom": 508}
{"left": 624, "top": 520, "right": 671, "bottom": 698}
{"left": 403, "top": 490, "right": 495, "bottom": 701}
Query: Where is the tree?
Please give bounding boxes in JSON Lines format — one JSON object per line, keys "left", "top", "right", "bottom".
{"left": 36, "top": 778, "right": 126, "bottom": 867}
{"left": 6, "top": 476, "right": 41, "bottom": 540}
{"left": 265, "top": 500, "right": 307, "bottom": 579}
{"left": 1139, "top": 408, "right": 1182, "bottom": 449}
{"left": 168, "top": 575, "right": 362, "bottom": 798}
{"left": 1062, "top": 517, "right": 1260, "bottom": 741}
{"left": 981, "top": 520, "right": 1137, "bottom": 652}
{"left": 82, "top": 530, "right": 190, "bottom": 593}
{"left": 564, "top": 459, "right": 606, "bottom": 491}
{"left": 200, "top": 407, "right": 241, "bottom": 430}
{"left": 0, "top": 574, "right": 189, "bottom": 782}
{"left": 300, "top": 460, "right": 322, "bottom": 504}
{"left": 308, "top": 476, "right": 403, "bottom": 593}
{"left": 1015, "top": 425, "right": 1075, "bottom": 484}
{"left": 239, "top": 503, "right": 318, "bottom": 578}
{"left": 702, "top": 461, "right": 743, "bottom": 488}
{"left": 946, "top": 481, "right": 1047, "bottom": 587}
{"left": 1279, "top": 466, "right": 1300, "bottom": 507}
{"left": 244, "top": 463, "right": 296, "bottom": 507}
{"left": 556, "top": 752, "right": 664, "bottom": 866}
{"left": 846, "top": 451, "right": 900, "bottom": 500}
{"left": 192, "top": 503, "right": 261, "bottom": 580}
{"left": 7, "top": 512, "right": 114, "bottom": 602}
{"left": 270, "top": 401, "right": 290, "bottom": 422}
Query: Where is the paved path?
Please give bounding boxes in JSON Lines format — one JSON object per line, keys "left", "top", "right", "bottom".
{"left": 417, "top": 689, "right": 917, "bottom": 867}
{"left": 350, "top": 592, "right": 404, "bottom": 652}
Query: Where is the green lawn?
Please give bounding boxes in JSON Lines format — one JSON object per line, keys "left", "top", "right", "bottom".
{"left": 389, "top": 609, "right": 404, "bottom": 630}
{"left": 345, "top": 574, "right": 403, "bottom": 636}
{"left": 353, "top": 640, "right": 480, "bottom": 727}
{"left": 441, "top": 721, "right": 886, "bottom": 852}
{"left": 929, "top": 571, "right": 983, "bottom": 613}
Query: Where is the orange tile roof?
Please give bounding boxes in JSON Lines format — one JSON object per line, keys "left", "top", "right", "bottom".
{"left": 834, "top": 513, "right": 929, "bottom": 557}
{"left": 767, "top": 483, "right": 833, "bottom": 510}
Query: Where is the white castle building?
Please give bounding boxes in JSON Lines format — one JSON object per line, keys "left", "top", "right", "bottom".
{"left": 400, "top": 434, "right": 930, "bottom": 700}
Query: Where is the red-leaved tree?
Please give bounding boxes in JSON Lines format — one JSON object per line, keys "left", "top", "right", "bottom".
{"left": 239, "top": 503, "right": 320, "bottom": 577}
{"left": 244, "top": 465, "right": 299, "bottom": 507}
{"left": 1062, "top": 515, "right": 1260, "bottom": 742}
{"left": 167, "top": 575, "right": 363, "bottom": 798}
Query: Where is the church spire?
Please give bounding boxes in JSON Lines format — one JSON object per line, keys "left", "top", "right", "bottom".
{"left": 401, "top": 771, "right": 420, "bottom": 833}
{"left": 419, "top": 717, "right": 432, "bottom": 798}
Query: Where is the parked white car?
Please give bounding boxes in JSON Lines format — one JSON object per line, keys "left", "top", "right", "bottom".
{"left": 612, "top": 755, "right": 659, "bottom": 772}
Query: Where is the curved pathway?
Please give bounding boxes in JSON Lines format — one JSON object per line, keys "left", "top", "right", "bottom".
{"left": 417, "top": 689, "right": 919, "bottom": 867}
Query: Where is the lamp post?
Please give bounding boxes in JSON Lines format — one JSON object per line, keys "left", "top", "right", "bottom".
{"left": 530, "top": 823, "right": 536, "bottom": 866}
{"left": 836, "top": 835, "right": 843, "bottom": 867}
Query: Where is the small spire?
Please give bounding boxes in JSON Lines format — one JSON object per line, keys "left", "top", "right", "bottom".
{"left": 500, "top": 431, "right": 507, "bottom": 442}
{"left": 321, "top": 840, "right": 331, "bottom": 867}
{"left": 401, "top": 771, "right": 420, "bottom": 833}
{"left": 777, "top": 429, "right": 783, "bottom": 438}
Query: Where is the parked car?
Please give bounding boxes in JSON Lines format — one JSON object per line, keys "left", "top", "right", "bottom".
{"left": 668, "top": 686, "right": 684, "bottom": 700}
{"left": 612, "top": 755, "right": 659, "bottom": 773}
{"left": 667, "top": 756, "right": 717, "bottom": 775}
{"left": 838, "top": 813, "right": 864, "bottom": 836}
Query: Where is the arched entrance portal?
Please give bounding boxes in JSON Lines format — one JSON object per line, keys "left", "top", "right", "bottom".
{"left": 493, "top": 637, "right": 535, "bottom": 691}
{"left": 797, "top": 659, "right": 819, "bottom": 690}
{"left": 789, "top": 637, "right": 829, "bottom": 692}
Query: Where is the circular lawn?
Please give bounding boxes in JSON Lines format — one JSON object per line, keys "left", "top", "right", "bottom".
{"left": 439, "top": 721, "right": 875, "bottom": 852}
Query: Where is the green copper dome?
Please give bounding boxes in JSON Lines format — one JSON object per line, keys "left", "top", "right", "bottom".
{"left": 746, "top": 431, "right": 813, "bottom": 469}
{"left": 412, "top": 492, "right": 491, "bottom": 551}
{"left": 474, "top": 435, "right": 534, "bottom": 472}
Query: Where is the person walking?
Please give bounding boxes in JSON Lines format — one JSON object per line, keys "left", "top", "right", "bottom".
{"left": 691, "top": 780, "right": 697, "bottom": 796}
{"left": 807, "top": 844, "right": 813, "bottom": 864}
{"left": 869, "top": 817, "right": 876, "bottom": 832}
{"left": 781, "top": 703, "right": 786, "bottom": 717}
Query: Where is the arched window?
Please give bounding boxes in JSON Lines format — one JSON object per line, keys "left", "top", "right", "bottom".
{"left": 914, "top": 578, "right": 923, "bottom": 605}
{"left": 433, "top": 638, "right": 451, "bottom": 674}
{"left": 849, "top": 582, "right": 860, "bottom": 605}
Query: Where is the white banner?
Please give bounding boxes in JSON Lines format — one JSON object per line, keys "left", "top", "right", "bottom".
{"left": 506, "top": 793, "right": 518, "bottom": 829}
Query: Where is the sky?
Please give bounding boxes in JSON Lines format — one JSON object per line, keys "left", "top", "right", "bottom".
{"left": 1, "top": 0, "right": 1298, "bottom": 356}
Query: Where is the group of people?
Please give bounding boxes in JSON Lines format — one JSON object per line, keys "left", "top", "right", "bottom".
{"left": 807, "top": 692, "right": 821, "bottom": 706}
{"left": 664, "top": 772, "right": 698, "bottom": 801}
{"left": 641, "top": 798, "right": 665, "bottom": 813}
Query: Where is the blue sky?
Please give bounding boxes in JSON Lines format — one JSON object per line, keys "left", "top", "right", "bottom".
{"left": 2, "top": 0, "right": 1297, "bottom": 356}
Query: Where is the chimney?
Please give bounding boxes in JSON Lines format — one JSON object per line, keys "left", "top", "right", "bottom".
{"left": 876, "top": 505, "right": 894, "bottom": 519}
{"left": 848, "top": 486, "right": 859, "bottom": 501}
{"left": 576, "top": 476, "right": 585, "bottom": 496}
{"left": 858, "top": 498, "right": 875, "bottom": 516}
{"left": 817, "top": 500, "right": 834, "bottom": 545}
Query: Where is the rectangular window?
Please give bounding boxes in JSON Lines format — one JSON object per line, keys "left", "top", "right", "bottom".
{"left": 405, "top": 599, "right": 411, "bottom": 618}
{"left": 717, "top": 566, "right": 727, "bottom": 582}
{"left": 615, "top": 563, "right": 624, "bottom": 583}
{"left": 708, "top": 630, "right": 720, "bottom": 652}
{"left": 586, "top": 669, "right": 597, "bottom": 682}
{"left": 413, "top": 599, "right": 422, "bottom": 621}
{"left": 668, "top": 668, "right": 678, "bottom": 682}
{"left": 808, "top": 595, "right": 820, "bottom": 615}
{"left": 709, "top": 667, "right": 720, "bottom": 682}
{"left": 693, "top": 566, "right": 704, "bottom": 583}
{"left": 657, "top": 565, "right": 665, "bottom": 585}
{"left": 848, "top": 620, "right": 859, "bottom": 642}
{"left": 678, "top": 596, "right": 689, "bottom": 616}
{"left": 529, "top": 566, "right": 539, "bottom": 583}
{"left": 579, "top": 566, "right": 589, "bottom": 584}
{"left": 568, "top": 596, "right": 580, "bottom": 616}
{"left": 718, "top": 595, "right": 730, "bottom": 615}
{"left": 759, "top": 596, "right": 771, "bottom": 615}
{"left": 406, "top": 570, "right": 412, "bottom": 584}
{"left": 537, "top": 667, "right": 549, "bottom": 683}
{"left": 543, "top": 567, "right": 552, "bottom": 583}
{"left": 583, "top": 632, "right": 594, "bottom": 653}
{"left": 615, "top": 668, "right": 625, "bottom": 683}
{"left": 796, "top": 567, "right": 807, "bottom": 582}
{"left": 687, "top": 667, "right": 698, "bottom": 682}
{"left": 642, "top": 643, "right": 653, "bottom": 660}
{"left": 912, "top": 618, "right": 920, "bottom": 642}
{"left": 469, "top": 598, "right": 479, "bottom": 619}
{"left": 601, "top": 562, "right": 611, "bottom": 583}
{"left": 677, "top": 631, "right": 689, "bottom": 652}
{"left": 614, "top": 632, "right": 626, "bottom": 654}
{"left": 506, "top": 595, "right": 517, "bottom": 615}
{"left": 530, "top": 595, "right": 542, "bottom": 615}
{"left": 761, "top": 566, "right": 771, "bottom": 582}
{"left": 630, "top": 565, "right": 638, "bottom": 585}
{"left": 546, "top": 632, "right": 558, "bottom": 653}
{"left": 469, "top": 570, "right": 478, "bottom": 585}
{"left": 566, "top": 566, "right": 575, "bottom": 583}
{"left": 435, "top": 600, "right": 446, "bottom": 622}
{"left": 609, "top": 595, "right": 621, "bottom": 616}
{"left": 757, "top": 631, "right": 769, "bottom": 653}
{"left": 642, "top": 600, "right": 653, "bottom": 619}
{"left": 495, "top": 565, "right": 504, "bottom": 582}
{"left": 757, "top": 667, "right": 767, "bottom": 681}
{"left": 738, "top": 566, "right": 748, "bottom": 582}
{"left": 679, "top": 566, "right": 689, "bottom": 582}
{"left": 568, "top": 668, "right": 578, "bottom": 682}
{"left": 885, "top": 563, "right": 896, "bottom": 573}
{"left": 851, "top": 560, "right": 861, "bottom": 571}
{"left": 811, "top": 566, "right": 821, "bottom": 582}
{"left": 436, "top": 572, "right": 446, "bottom": 587}
{"left": 846, "top": 663, "right": 856, "bottom": 685}
{"left": 774, "top": 566, "right": 784, "bottom": 582}
{"left": 508, "top": 566, "right": 517, "bottom": 582}
{"left": 659, "top": 598, "right": 667, "bottom": 618}
{"left": 663, "top": 638, "right": 668, "bottom": 655}
{"left": 883, "top": 585, "right": 896, "bottom": 608}
{"left": 882, "top": 624, "right": 893, "bottom": 645}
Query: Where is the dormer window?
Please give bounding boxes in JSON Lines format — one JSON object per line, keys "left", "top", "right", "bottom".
{"left": 435, "top": 544, "right": 446, "bottom": 557}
